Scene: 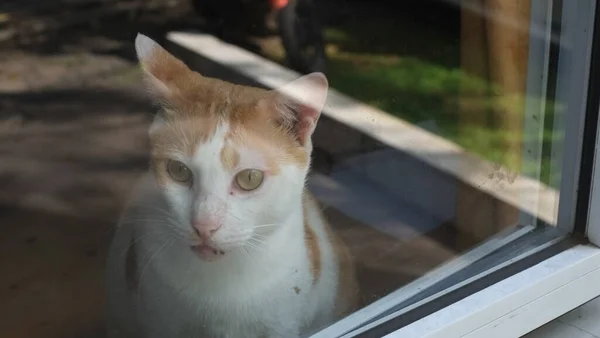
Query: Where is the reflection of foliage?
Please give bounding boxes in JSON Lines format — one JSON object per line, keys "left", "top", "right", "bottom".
{"left": 263, "top": 8, "right": 560, "bottom": 187}
{"left": 325, "top": 50, "right": 559, "bottom": 178}
{"left": 322, "top": 29, "right": 560, "bottom": 187}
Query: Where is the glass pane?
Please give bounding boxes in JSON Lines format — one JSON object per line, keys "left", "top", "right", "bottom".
{"left": 0, "top": 0, "right": 585, "bottom": 337}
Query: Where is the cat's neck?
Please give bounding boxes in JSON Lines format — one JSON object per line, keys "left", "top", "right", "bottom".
{"left": 258, "top": 194, "right": 305, "bottom": 255}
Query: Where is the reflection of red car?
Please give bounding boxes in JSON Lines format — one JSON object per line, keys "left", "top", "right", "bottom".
{"left": 191, "top": 0, "right": 326, "bottom": 74}
{"left": 270, "top": 0, "right": 289, "bottom": 10}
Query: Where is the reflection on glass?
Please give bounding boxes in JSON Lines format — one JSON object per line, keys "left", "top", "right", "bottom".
{"left": 0, "top": 0, "right": 568, "bottom": 337}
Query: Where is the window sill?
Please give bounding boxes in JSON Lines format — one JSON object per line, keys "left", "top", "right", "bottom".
{"left": 384, "top": 243, "right": 600, "bottom": 338}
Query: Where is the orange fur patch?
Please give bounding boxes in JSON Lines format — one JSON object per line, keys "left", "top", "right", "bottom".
{"left": 304, "top": 220, "right": 321, "bottom": 285}
{"left": 150, "top": 114, "right": 219, "bottom": 186}
{"left": 327, "top": 224, "right": 359, "bottom": 316}
{"left": 220, "top": 143, "right": 240, "bottom": 172}
{"left": 304, "top": 193, "right": 359, "bottom": 316}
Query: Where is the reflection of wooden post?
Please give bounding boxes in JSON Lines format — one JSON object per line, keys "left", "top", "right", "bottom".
{"left": 456, "top": 0, "right": 490, "bottom": 250}
{"left": 487, "top": 0, "right": 531, "bottom": 243}
{"left": 459, "top": 0, "right": 489, "bottom": 132}
{"left": 487, "top": 0, "right": 530, "bottom": 171}
{"left": 456, "top": 0, "right": 530, "bottom": 250}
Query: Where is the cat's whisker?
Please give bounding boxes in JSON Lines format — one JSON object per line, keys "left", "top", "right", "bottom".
{"left": 128, "top": 202, "right": 174, "bottom": 215}
{"left": 121, "top": 207, "right": 173, "bottom": 216}
{"left": 120, "top": 218, "right": 189, "bottom": 240}
{"left": 240, "top": 246, "right": 250, "bottom": 259}
{"left": 249, "top": 236, "right": 268, "bottom": 246}
{"left": 119, "top": 231, "right": 174, "bottom": 258}
{"left": 128, "top": 208, "right": 180, "bottom": 224}
{"left": 123, "top": 214, "right": 185, "bottom": 231}
{"left": 251, "top": 223, "right": 277, "bottom": 229}
{"left": 245, "top": 241, "right": 266, "bottom": 254}
{"left": 217, "top": 240, "right": 245, "bottom": 245}
{"left": 120, "top": 217, "right": 183, "bottom": 230}
{"left": 250, "top": 233, "right": 269, "bottom": 241}
{"left": 225, "top": 211, "right": 242, "bottom": 221}
{"left": 137, "top": 237, "right": 177, "bottom": 305}
{"left": 119, "top": 217, "right": 177, "bottom": 225}
{"left": 238, "top": 245, "right": 260, "bottom": 266}
{"left": 159, "top": 222, "right": 189, "bottom": 235}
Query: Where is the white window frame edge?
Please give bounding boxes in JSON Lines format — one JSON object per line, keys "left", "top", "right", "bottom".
{"left": 586, "top": 0, "right": 600, "bottom": 249}
{"left": 554, "top": 0, "right": 597, "bottom": 232}
{"left": 340, "top": 228, "right": 565, "bottom": 337}
{"left": 384, "top": 244, "right": 600, "bottom": 338}
{"left": 586, "top": 78, "right": 600, "bottom": 247}
{"left": 519, "top": 0, "right": 554, "bottom": 227}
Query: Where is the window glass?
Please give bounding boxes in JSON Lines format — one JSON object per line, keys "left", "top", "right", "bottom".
{"left": 0, "top": 0, "right": 578, "bottom": 337}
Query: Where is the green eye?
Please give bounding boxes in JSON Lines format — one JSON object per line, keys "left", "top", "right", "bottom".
{"left": 167, "top": 160, "right": 193, "bottom": 183}
{"left": 235, "top": 169, "right": 264, "bottom": 191}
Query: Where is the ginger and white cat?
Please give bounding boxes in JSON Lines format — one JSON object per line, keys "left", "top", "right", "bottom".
{"left": 105, "top": 34, "right": 358, "bottom": 338}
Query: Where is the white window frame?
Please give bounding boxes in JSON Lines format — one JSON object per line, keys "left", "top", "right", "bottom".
{"left": 385, "top": 244, "right": 600, "bottom": 338}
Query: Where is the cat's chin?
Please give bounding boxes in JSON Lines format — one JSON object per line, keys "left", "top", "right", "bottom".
{"left": 190, "top": 244, "right": 226, "bottom": 261}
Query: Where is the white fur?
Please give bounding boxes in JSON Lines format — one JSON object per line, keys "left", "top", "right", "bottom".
{"left": 134, "top": 34, "right": 157, "bottom": 63}
{"left": 106, "top": 119, "right": 341, "bottom": 337}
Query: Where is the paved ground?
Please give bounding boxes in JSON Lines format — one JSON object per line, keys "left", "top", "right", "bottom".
{"left": 0, "top": 48, "right": 152, "bottom": 338}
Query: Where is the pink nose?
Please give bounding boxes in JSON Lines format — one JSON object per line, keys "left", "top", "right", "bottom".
{"left": 193, "top": 220, "right": 222, "bottom": 241}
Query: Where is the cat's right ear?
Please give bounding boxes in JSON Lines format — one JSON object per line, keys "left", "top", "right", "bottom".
{"left": 266, "top": 73, "right": 328, "bottom": 148}
{"left": 135, "top": 33, "right": 190, "bottom": 100}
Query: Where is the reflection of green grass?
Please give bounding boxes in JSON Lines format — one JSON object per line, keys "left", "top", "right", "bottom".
{"left": 323, "top": 48, "right": 560, "bottom": 186}
{"left": 261, "top": 7, "right": 560, "bottom": 187}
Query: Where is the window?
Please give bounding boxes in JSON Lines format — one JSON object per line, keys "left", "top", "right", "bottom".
{"left": 2, "top": 0, "right": 600, "bottom": 337}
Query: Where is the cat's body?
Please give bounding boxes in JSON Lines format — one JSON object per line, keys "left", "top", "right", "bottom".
{"left": 106, "top": 175, "right": 355, "bottom": 338}
{"left": 105, "top": 34, "right": 358, "bottom": 338}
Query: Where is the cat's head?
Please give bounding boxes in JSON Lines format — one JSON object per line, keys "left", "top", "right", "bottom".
{"left": 135, "top": 34, "right": 328, "bottom": 260}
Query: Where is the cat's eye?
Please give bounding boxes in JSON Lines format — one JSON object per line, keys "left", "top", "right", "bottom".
{"left": 167, "top": 160, "right": 193, "bottom": 183}
{"left": 235, "top": 169, "right": 264, "bottom": 191}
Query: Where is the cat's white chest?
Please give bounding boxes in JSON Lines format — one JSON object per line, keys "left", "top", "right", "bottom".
{"left": 123, "top": 225, "right": 319, "bottom": 338}
{"left": 140, "top": 240, "right": 311, "bottom": 337}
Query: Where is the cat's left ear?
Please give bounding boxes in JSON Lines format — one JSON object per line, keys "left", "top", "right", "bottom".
{"left": 135, "top": 33, "right": 191, "bottom": 100}
{"left": 269, "top": 73, "right": 328, "bottom": 147}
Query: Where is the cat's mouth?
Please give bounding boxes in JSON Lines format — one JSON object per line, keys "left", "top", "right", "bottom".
{"left": 190, "top": 244, "right": 226, "bottom": 261}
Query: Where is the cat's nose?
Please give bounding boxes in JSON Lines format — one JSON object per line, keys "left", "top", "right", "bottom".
{"left": 192, "top": 219, "right": 222, "bottom": 241}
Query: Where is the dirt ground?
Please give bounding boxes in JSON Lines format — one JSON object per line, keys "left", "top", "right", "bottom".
{"left": 0, "top": 3, "right": 456, "bottom": 337}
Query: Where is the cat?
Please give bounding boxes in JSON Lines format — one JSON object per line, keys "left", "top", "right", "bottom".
{"left": 105, "top": 33, "right": 359, "bottom": 338}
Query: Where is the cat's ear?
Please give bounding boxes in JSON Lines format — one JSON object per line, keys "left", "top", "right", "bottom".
{"left": 269, "top": 72, "right": 328, "bottom": 147}
{"left": 135, "top": 33, "right": 190, "bottom": 100}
